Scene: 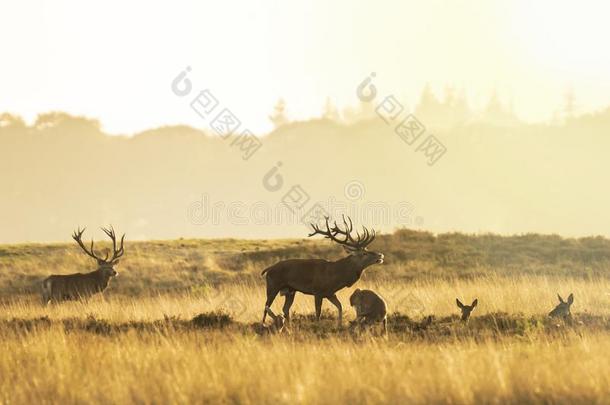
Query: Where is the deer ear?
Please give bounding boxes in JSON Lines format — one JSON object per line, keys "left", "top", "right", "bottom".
{"left": 567, "top": 293, "right": 574, "bottom": 305}
{"left": 113, "top": 259, "right": 120, "bottom": 265}
{"left": 343, "top": 245, "right": 357, "bottom": 254}
{"left": 471, "top": 299, "right": 478, "bottom": 308}
{"left": 456, "top": 298, "right": 464, "bottom": 309}
{"left": 557, "top": 294, "right": 565, "bottom": 304}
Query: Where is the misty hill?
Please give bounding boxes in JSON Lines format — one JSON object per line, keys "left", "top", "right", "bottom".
{"left": 1, "top": 109, "right": 610, "bottom": 243}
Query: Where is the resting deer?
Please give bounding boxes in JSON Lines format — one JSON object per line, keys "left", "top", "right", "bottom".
{"left": 349, "top": 288, "right": 388, "bottom": 334}
{"left": 42, "top": 227, "right": 125, "bottom": 304}
{"left": 456, "top": 298, "right": 478, "bottom": 321}
{"left": 549, "top": 293, "right": 574, "bottom": 318}
{"left": 261, "top": 216, "right": 384, "bottom": 325}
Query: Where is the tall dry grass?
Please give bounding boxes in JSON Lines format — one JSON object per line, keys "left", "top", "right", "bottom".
{"left": 2, "top": 275, "right": 608, "bottom": 322}
{"left": 1, "top": 323, "right": 610, "bottom": 404}
{"left": 1, "top": 235, "right": 610, "bottom": 404}
{"left": 0, "top": 276, "right": 608, "bottom": 404}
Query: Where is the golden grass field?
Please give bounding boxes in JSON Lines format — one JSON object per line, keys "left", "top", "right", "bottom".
{"left": 1, "top": 233, "right": 610, "bottom": 404}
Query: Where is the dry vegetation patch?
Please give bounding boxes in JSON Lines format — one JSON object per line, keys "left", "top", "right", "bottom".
{"left": 1, "top": 236, "right": 610, "bottom": 403}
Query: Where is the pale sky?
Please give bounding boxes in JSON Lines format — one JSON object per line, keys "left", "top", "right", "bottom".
{"left": 1, "top": 0, "right": 609, "bottom": 135}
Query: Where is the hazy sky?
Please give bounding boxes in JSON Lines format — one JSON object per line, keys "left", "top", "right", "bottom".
{"left": 2, "top": 0, "right": 609, "bottom": 135}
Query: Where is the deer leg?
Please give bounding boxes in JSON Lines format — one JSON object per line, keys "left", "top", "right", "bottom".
{"left": 41, "top": 279, "right": 52, "bottom": 306}
{"left": 262, "top": 289, "right": 280, "bottom": 324}
{"left": 328, "top": 294, "right": 343, "bottom": 325}
{"left": 41, "top": 289, "right": 50, "bottom": 306}
{"left": 359, "top": 316, "right": 370, "bottom": 333}
{"left": 314, "top": 295, "right": 323, "bottom": 320}
{"left": 282, "top": 291, "right": 296, "bottom": 322}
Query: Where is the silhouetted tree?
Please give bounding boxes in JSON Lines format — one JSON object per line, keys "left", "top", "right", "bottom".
{"left": 0, "top": 113, "right": 26, "bottom": 129}
{"left": 34, "top": 112, "right": 101, "bottom": 131}
{"left": 414, "top": 84, "right": 471, "bottom": 127}
{"left": 450, "top": 88, "right": 470, "bottom": 125}
{"left": 269, "top": 98, "right": 289, "bottom": 128}
{"left": 414, "top": 84, "right": 442, "bottom": 126}
{"left": 564, "top": 88, "right": 576, "bottom": 122}
{"left": 480, "top": 91, "right": 519, "bottom": 126}
{"left": 322, "top": 97, "right": 340, "bottom": 122}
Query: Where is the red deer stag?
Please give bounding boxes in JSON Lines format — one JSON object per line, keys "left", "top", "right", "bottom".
{"left": 41, "top": 227, "right": 125, "bottom": 304}
{"left": 261, "top": 216, "right": 384, "bottom": 325}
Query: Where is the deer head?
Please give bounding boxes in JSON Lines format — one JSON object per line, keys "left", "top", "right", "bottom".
{"left": 72, "top": 226, "right": 125, "bottom": 277}
{"left": 309, "top": 215, "right": 384, "bottom": 268}
{"left": 456, "top": 298, "right": 478, "bottom": 321}
{"left": 549, "top": 293, "right": 574, "bottom": 318}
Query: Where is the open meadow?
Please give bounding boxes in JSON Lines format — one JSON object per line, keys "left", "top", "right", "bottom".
{"left": 1, "top": 231, "right": 610, "bottom": 404}
{"left": 4, "top": 2, "right": 610, "bottom": 403}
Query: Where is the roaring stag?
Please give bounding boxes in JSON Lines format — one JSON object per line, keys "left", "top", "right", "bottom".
{"left": 261, "top": 216, "right": 384, "bottom": 325}
{"left": 41, "top": 227, "right": 125, "bottom": 304}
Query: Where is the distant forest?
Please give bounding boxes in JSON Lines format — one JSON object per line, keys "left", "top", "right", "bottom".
{"left": 2, "top": 94, "right": 610, "bottom": 243}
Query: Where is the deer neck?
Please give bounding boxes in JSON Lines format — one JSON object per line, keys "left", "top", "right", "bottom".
{"left": 334, "top": 256, "right": 368, "bottom": 278}
{"left": 93, "top": 269, "right": 112, "bottom": 289}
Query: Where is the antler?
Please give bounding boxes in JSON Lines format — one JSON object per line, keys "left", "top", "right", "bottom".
{"left": 309, "top": 215, "right": 376, "bottom": 250}
{"left": 72, "top": 227, "right": 108, "bottom": 262}
{"left": 72, "top": 226, "right": 125, "bottom": 263}
{"left": 330, "top": 215, "right": 376, "bottom": 249}
{"left": 101, "top": 225, "right": 125, "bottom": 263}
